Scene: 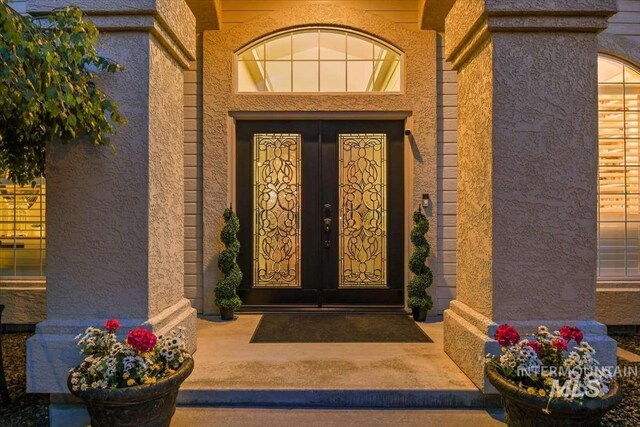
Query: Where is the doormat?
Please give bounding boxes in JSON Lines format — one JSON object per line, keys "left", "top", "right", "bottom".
{"left": 250, "top": 314, "right": 433, "bottom": 343}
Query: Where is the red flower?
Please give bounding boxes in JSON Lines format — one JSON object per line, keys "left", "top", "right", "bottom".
{"left": 126, "top": 328, "right": 157, "bottom": 353}
{"left": 527, "top": 340, "right": 541, "bottom": 355}
{"left": 552, "top": 338, "right": 568, "bottom": 352}
{"left": 104, "top": 319, "right": 122, "bottom": 333}
{"left": 559, "top": 326, "right": 583, "bottom": 344}
{"left": 494, "top": 324, "right": 520, "bottom": 347}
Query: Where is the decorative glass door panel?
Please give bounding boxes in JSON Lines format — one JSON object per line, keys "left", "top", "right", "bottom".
{"left": 338, "top": 133, "right": 387, "bottom": 287}
{"left": 236, "top": 120, "right": 404, "bottom": 307}
{"left": 253, "top": 134, "right": 301, "bottom": 287}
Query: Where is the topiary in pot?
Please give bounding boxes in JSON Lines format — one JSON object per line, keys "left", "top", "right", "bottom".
{"left": 408, "top": 209, "right": 433, "bottom": 322}
{"left": 215, "top": 208, "right": 242, "bottom": 320}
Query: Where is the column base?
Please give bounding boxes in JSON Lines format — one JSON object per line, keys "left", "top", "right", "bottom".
{"left": 443, "top": 300, "right": 617, "bottom": 393}
{"left": 27, "top": 298, "right": 196, "bottom": 394}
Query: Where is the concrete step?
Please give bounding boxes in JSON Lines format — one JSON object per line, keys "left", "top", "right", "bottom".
{"left": 177, "top": 388, "right": 500, "bottom": 409}
{"left": 171, "top": 407, "right": 506, "bottom": 427}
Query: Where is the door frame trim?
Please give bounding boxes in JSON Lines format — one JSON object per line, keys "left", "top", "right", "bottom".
{"left": 230, "top": 111, "right": 412, "bottom": 121}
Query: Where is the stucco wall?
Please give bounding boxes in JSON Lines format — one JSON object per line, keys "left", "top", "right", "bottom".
{"left": 454, "top": 38, "right": 494, "bottom": 319}
{"left": 200, "top": 4, "right": 437, "bottom": 313}
{"left": 0, "top": 284, "right": 45, "bottom": 325}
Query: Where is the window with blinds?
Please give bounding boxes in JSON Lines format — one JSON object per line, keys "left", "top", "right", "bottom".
{"left": 0, "top": 177, "right": 46, "bottom": 279}
{"left": 598, "top": 56, "right": 640, "bottom": 278}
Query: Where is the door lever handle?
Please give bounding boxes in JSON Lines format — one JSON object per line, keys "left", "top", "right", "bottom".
{"left": 323, "top": 204, "right": 332, "bottom": 248}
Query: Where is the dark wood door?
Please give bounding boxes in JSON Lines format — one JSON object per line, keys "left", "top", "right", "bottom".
{"left": 236, "top": 120, "right": 404, "bottom": 308}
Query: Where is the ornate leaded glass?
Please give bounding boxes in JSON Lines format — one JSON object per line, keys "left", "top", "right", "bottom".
{"left": 338, "top": 133, "right": 387, "bottom": 287}
{"left": 253, "top": 134, "right": 301, "bottom": 287}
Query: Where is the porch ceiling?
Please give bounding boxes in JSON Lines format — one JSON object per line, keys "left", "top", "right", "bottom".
{"left": 419, "top": 0, "right": 456, "bottom": 31}
{"left": 186, "top": 0, "right": 456, "bottom": 33}
{"left": 212, "top": 0, "right": 422, "bottom": 31}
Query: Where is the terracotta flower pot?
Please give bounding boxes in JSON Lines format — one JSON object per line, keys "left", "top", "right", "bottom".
{"left": 412, "top": 306, "right": 427, "bottom": 322}
{"left": 220, "top": 308, "right": 235, "bottom": 321}
{"left": 68, "top": 358, "right": 193, "bottom": 427}
{"left": 485, "top": 363, "right": 622, "bottom": 427}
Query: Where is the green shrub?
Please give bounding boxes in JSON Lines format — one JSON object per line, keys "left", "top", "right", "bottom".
{"left": 215, "top": 208, "right": 242, "bottom": 310}
{"left": 0, "top": 1, "right": 125, "bottom": 185}
{"left": 408, "top": 209, "right": 433, "bottom": 310}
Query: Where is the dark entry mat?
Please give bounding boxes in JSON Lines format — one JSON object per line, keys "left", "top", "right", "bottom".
{"left": 250, "top": 314, "right": 433, "bottom": 343}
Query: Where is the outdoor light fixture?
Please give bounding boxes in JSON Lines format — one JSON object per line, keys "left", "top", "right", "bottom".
{"left": 422, "top": 193, "right": 430, "bottom": 209}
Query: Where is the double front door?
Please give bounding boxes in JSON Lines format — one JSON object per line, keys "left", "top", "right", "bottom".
{"left": 236, "top": 120, "right": 404, "bottom": 307}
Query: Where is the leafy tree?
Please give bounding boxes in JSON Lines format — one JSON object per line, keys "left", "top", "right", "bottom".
{"left": 408, "top": 209, "right": 433, "bottom": 310}
{"left": 0, "top": 1, "right": 125, "bottom": 185}
{"left": 215, "top": 208, "right": 243, "bottom": 311}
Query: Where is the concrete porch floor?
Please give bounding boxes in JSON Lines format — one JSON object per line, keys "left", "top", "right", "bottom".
{"left": 177, "top": 315, "right": 495, "bottom": 408}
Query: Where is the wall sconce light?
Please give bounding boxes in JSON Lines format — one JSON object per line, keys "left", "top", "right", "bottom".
{"left": 422, "top": 193, "right": 430, "bottom": 210}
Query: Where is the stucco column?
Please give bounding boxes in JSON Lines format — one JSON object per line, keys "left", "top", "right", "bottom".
{"left": 443, "top": 0, "right": 618, "bottom": 391}
{"left": 25, "top": 0, "right": 197, "bottom": 421}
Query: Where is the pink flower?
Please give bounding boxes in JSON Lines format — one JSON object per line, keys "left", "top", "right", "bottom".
{"left": 552, "top": 338, "right": 568, "bottom": 352}
{"left": 527, "top": 340, "right": 541, "bottom": 355}
{"left": 494, "top": 324, "right": 520, "bottom": 347}
{"left": 126, "top": 328, "right": 157, "bottom": 353}
{"left": 559, "top": 326, "right": 583, "bottom": 344}
{"left": 104, "top": 319, "right": 122, "bottom": 333}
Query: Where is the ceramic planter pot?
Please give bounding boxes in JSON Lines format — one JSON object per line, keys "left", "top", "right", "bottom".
{"left": 220, "top": 308, "right": 235, "bottom": 321}
{"left": 485, "top": 363, "right": 622, "bottom": 427}
{"left": 68, "top": 358, "right": 193, "bottom": 427}
{"left": 411, "top": 306, "right": 427, "bottom": 322}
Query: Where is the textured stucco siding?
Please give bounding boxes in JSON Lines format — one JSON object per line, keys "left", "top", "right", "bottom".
{"left": 604, "top": 0, "right": 640, "bottom": 43}
{"left": 436, "top": 33, "right": 458, "bottom": 315}
{"left": 0, "top": 284, "right": 45, "bottom": 325}
{"left": 184, "top": 35, "right": 204, "bottom": 312}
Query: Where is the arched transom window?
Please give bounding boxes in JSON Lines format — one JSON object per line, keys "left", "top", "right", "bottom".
{"left": 598, "top": 55, "right": 640, "bottom": 278}
{"left": 236, "top": 27, "right": 403, "bottom": 93}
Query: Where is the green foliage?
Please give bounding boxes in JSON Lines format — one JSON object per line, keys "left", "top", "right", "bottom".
{"left": 0, "top": 1, "right": 126, "bottom": 185}
{"left": 408, "top": 209, "right": 433, "bottom": 310}
{"left": 215, "top": 208, "right": 243, "bottom": 310}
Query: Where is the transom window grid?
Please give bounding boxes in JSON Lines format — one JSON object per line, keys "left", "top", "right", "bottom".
{"left": 236, "top": 28, "right": 403, "bottom": 93}
{"left": 598, "top": 55, "right": 640, "bottom": 279}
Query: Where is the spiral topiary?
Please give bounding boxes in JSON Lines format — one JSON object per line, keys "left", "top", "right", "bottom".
{"left": 408, "top": 209, "right": 433, "bottom": 310}
{"left": 215, "top": 208, "right": 243, "bottom": 310}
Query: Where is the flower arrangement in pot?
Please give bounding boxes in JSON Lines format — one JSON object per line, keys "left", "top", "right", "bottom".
{"left": 68, "top": 319, "right": 193, "bottom": 427}
{"left": 485, "top": 324, "right": 622, "bottom": 427}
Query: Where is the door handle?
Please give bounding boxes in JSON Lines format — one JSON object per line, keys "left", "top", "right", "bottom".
{"left": 323, "top": 204, "right": 332, "bottom": 248}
